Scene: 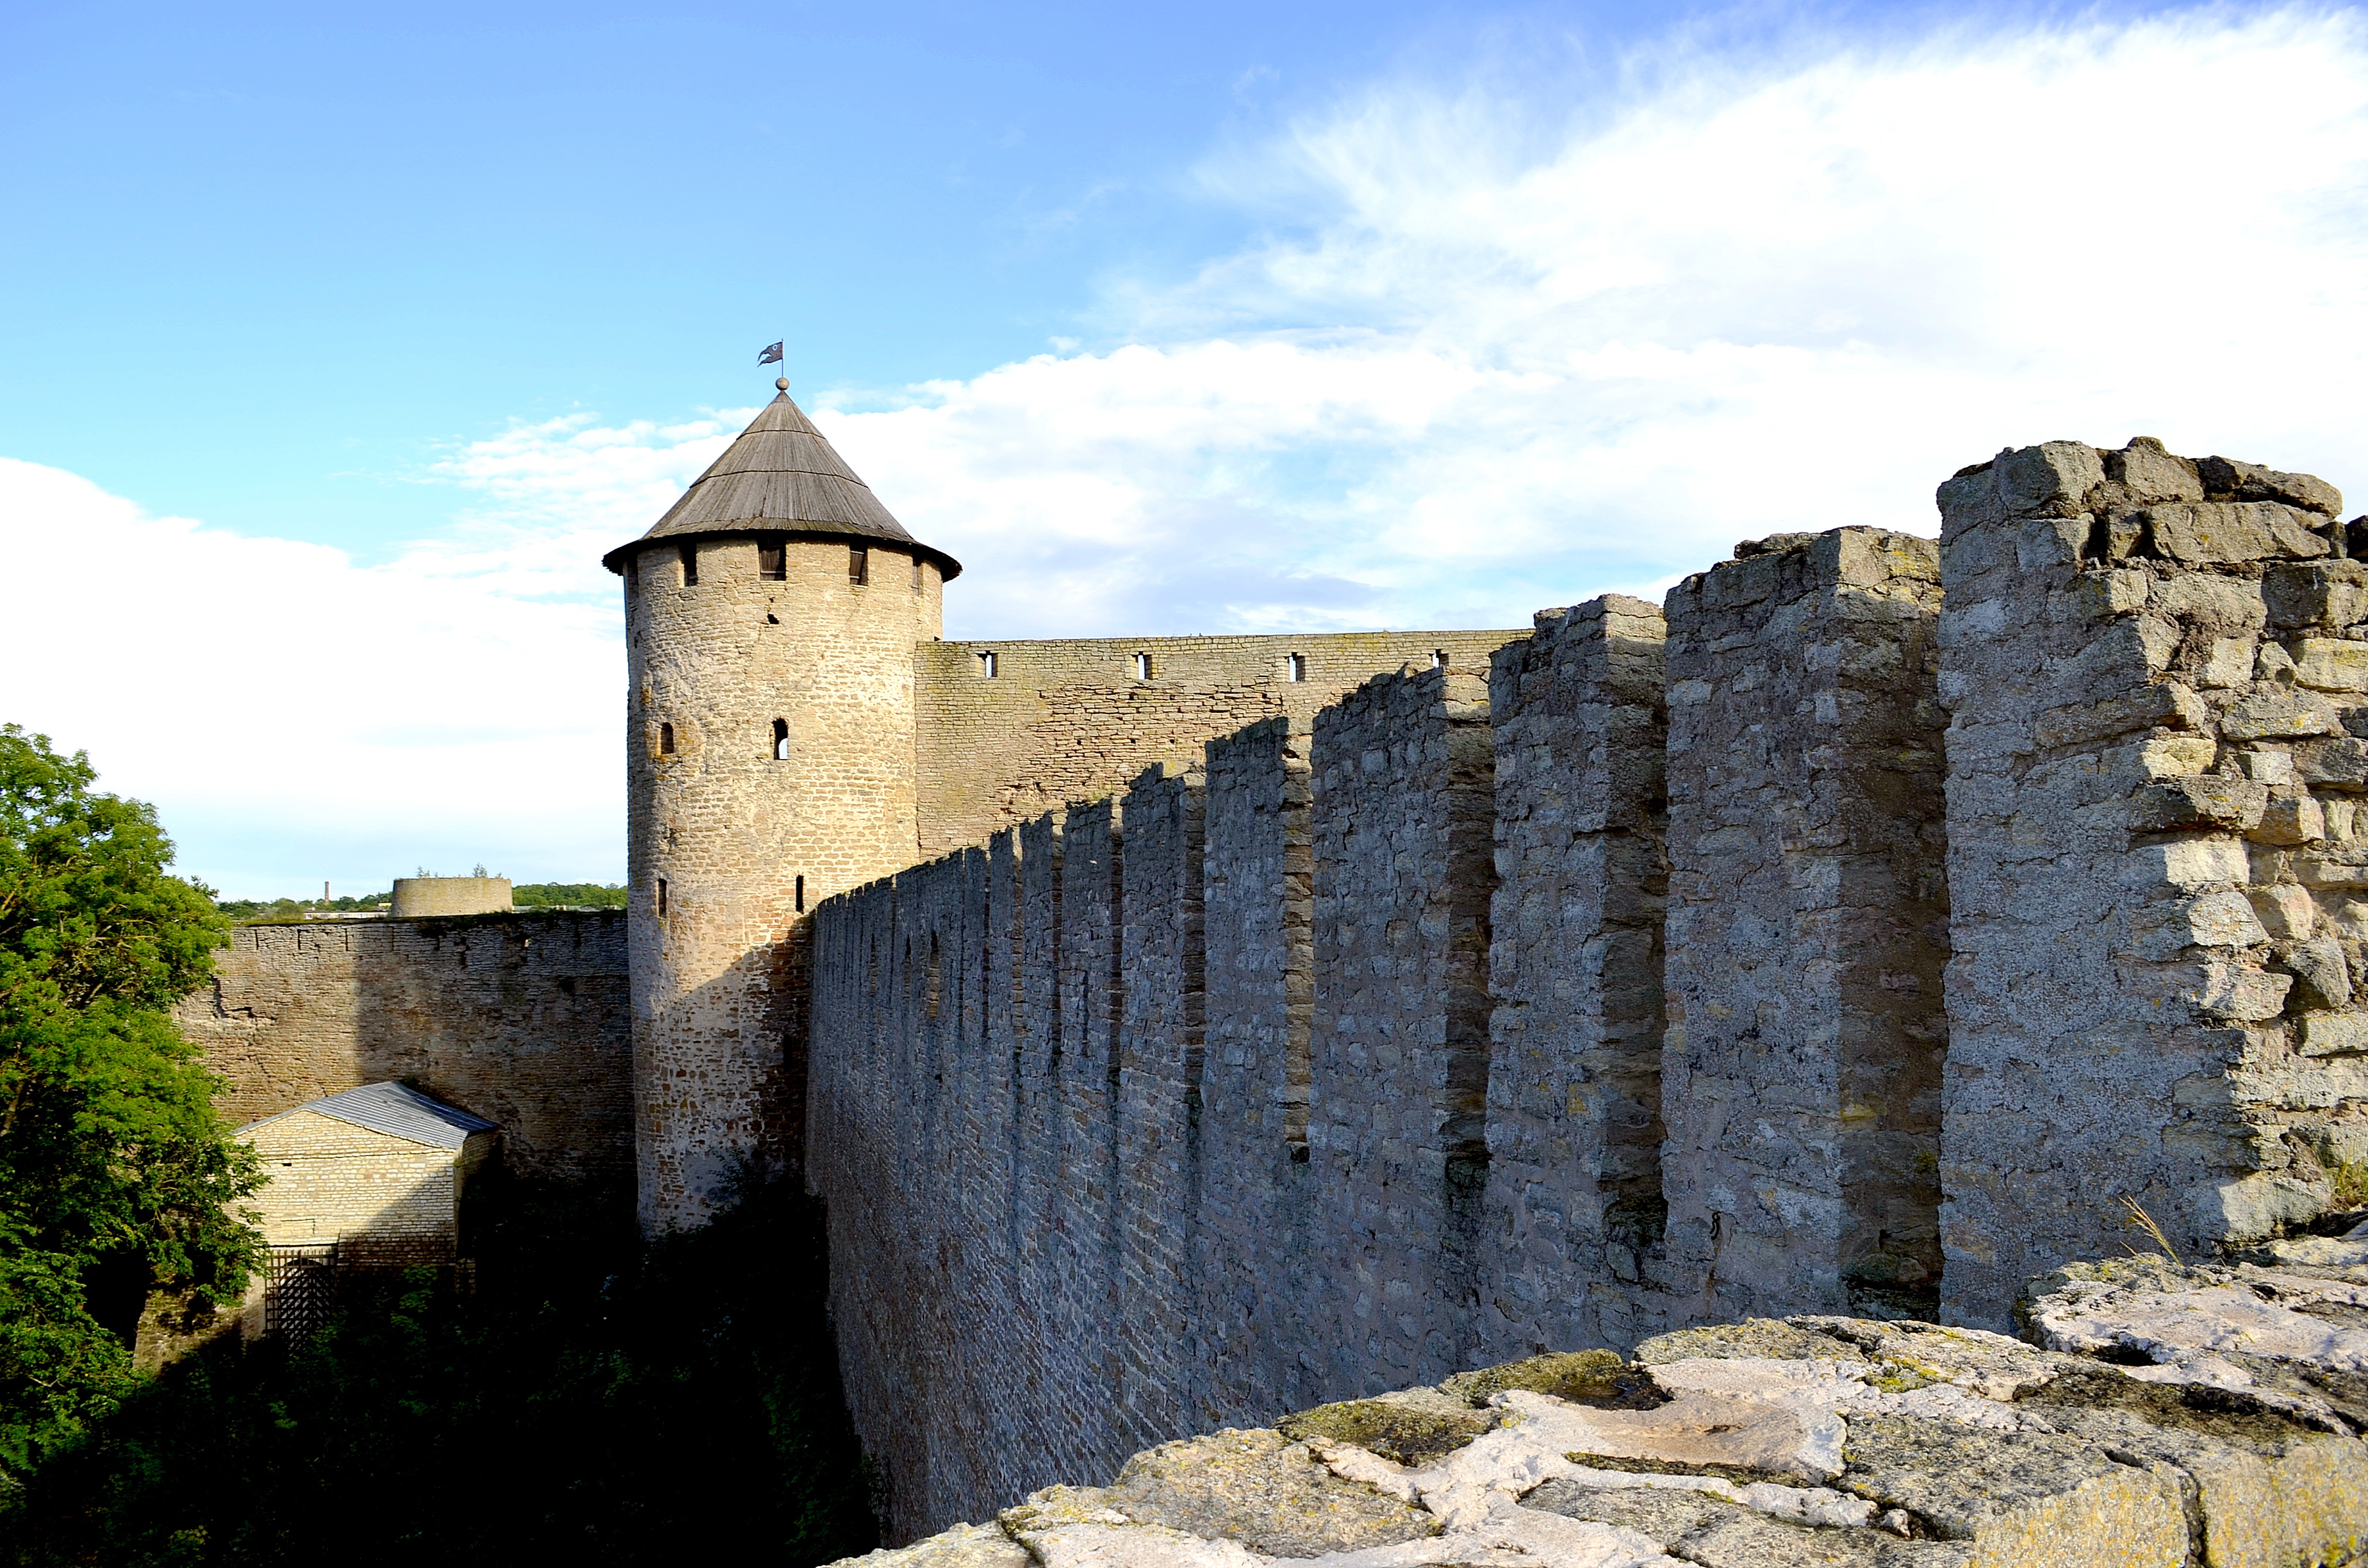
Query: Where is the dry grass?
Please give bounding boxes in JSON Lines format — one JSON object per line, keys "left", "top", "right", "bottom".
{"left": 2120, "top": 1196, "right": 2183, "bottom": 1266}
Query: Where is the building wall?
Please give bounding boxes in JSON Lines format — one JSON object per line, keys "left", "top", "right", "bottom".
{"left": 914, "top": 632, "right": 1523, "bottom": 856}
{"left": 179, "top": 912, "right": 630, "bottom": 1182}
{"left": 241, "top": 1109, "right": 496, "bottom": 1267}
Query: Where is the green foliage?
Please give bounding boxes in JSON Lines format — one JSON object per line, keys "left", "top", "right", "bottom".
{"left": 511, "top": 883, "right": 627, "bottom": 909}
{"left": 1, "top": 1178, "right": 879, "bottom": 1567}
{"left": 214, "top": 893, "right": 388, "bottom": 923}
{"left": 0, "top": 724, "right": 263, "bottom": 1486}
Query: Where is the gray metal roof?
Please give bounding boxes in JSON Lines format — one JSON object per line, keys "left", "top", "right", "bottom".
{"left": 601, "top": 389, "right": 961, "bottom": 578}
{"left": 242, "top": 1081, "right": 497, "bottom": 1150}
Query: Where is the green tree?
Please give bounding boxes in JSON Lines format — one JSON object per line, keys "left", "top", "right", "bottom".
{"left": 0, "top": 725, "right": 261, "bottom": 1486}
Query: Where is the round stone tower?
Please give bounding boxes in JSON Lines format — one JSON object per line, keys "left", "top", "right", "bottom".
{"left": 602, "top": 379, "right": 960, "bottom": 1232}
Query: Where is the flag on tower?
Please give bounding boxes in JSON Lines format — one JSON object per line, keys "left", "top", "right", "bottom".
{"left": 759, "top": 341, "right": 784, "bottom": 365}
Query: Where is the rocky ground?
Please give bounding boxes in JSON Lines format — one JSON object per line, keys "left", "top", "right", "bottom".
{"left": 830, "top": 1245, "right": 2368, "bottom": 1568}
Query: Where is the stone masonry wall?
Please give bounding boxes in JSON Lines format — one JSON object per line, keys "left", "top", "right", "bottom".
{"left": 241, "top": 1108, "right": 496, "bottom": 1267}
{"left": 181, "top": 912, "right": 631, "bottom": 1182}
{"left": 810, "top": 454, "right": 2367, "bottom": 1542}
{"left": 1937, "top": 439, "right": 2366, "bottom": 1325}
{"left": 1196, "top": 719, "right": 1319, "bottom": 1428}
{"left": 1306, "top": 667, "right": 1499, "bottom": 1394}
{"left": 1660, "top": 529, "right": 1949, "bottom": 1325}
{"left": 915, "top": 632, "right": 1522, "bottom": 856}
{"left": 1478, "top": 596, "right": 1672, "bottom": 1361}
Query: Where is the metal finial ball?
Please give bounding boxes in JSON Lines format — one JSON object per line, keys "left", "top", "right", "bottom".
{"left": 776, "top": 377, "right": 789, "bottom": 391}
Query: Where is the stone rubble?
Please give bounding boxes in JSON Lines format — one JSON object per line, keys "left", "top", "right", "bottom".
{"left": 830, "top": 1256, "right": 2368, "bottom": 1568}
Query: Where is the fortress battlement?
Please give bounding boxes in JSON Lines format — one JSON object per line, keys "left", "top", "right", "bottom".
{"left": 794, "top": 437, "right": 2368, "bottom": 1535}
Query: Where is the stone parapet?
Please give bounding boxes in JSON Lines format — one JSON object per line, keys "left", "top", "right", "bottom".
{"left": 1479, "top": 596, "right": 1673, "bottom": 1360}
{"left": 1661, "top": 529, "right": 1949, "bottom": 1323}
{"left": 1308, "top": 666, "right": 1498, "bottom": 1394}
{"left": 1936, "top": 439, "right": 2360, "bottom": 1325}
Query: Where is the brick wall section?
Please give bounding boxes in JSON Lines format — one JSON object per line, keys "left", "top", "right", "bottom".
{"left": 1308, "top": 667, "right": 1497, "bottom": 1394}
{"left": 1196, "top": 718, "right": 1319, "bottom": 1426}
{"left": 1936, "top": 440, "right": 2368, "bottom": 1325}
{"left": 914, "top": 632, "right": 1522, "bottom": 856}
{"left": 181, "top": 913, "right": 630, "bottom": 1182}
{"left": 242, "top": 1108, "right": 495, "bottom": 1265}
{"left": 1112, "top": 763, "right": 1206, "bottom": 1450}
{"left": 1477, "top": 596, "right": 1673, "bottom": 1360}
{"left": 1660, "top": 528, "right": 1949, "bottom": 1323}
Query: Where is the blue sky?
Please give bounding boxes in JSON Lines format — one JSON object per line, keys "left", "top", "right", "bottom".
{"left": 4, "top": 1, "right": 2365, "bottom": 895}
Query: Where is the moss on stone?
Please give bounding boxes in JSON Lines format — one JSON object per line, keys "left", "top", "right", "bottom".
{"left": 1438, "top": 1350, "right": 1666, "bottom": 1410}
{"left": 1275, "top": 1398, "right": 1495, "bottom": 1466}
{"left": 2020, "top": 1365, "right": 2332, "bottom": 1446}
{"left": 1632, "top": 1318, "right": 1869, "bottom": 1367}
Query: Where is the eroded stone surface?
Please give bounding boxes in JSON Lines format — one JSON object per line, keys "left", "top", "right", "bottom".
{"left": 1838, "top": 1415, "right": 2190, "bottom": 1560}
{"left": 1525, "top": 1480, "right": 1969, "bottom": 1568}
{"left": 1096, "top": 1430, "right": 1442, "bottom": 1558}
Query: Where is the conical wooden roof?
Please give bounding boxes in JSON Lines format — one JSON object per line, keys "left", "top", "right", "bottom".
{"left": 602, "top": 390, "right": 960, "bottom": 578}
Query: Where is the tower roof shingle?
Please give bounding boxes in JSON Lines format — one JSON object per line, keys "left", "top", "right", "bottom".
{"left": 601, "top": 389, "right": 961, "bottom": 578}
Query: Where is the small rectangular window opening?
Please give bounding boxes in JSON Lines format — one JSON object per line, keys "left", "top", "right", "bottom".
{"left": 1287, "top": 651, "right": 1305, "bottom": 683}
{"left": 1432, "top": 649, "right": 1447, "bottom": 670}
{"left": 1133, "top": 652, "right": 1153, "bottom": 681}
{"left": 911, "top": 555, "right": 923, "bottom": 591}
{"left": 627, "top": 553, "right": 640, "bottom": 587}
{"left": 656, "top": 878, "right": 668, "bottom": 917}
{"left": 680, "top": 544, "right": 698, "bottom": 585}
{"left": 772, "top": 718, "right": 790, "bottom": 760}
{"left": 659, "top": 722, "right": 675, "bottom": 755}
{"left": 759, "top": 537, "right": 785, "bottom": 580}
{"left": 849, "top": 545, "right": 869, "bottom": 585}
{"left": 795, "top": 874, "right": 805, "bottom": 912}
{"left": 978, "top": 650, "right": 998, "bottom": 678}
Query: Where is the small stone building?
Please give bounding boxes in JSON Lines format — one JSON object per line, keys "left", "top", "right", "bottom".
{"left": 239, "top": 1081, "right": 498, "bottom": 1270}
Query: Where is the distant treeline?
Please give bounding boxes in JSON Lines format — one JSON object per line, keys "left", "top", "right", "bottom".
{"left": 216, "top": 883, "right": 627, "bottom": 922}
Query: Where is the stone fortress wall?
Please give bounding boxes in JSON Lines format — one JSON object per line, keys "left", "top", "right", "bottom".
{"left": 914, "top": 632, "right": 1522, "bottom": 855}
{"left": 177, "top": 912, "right": 632, "bottom": 1182}
{"left": 805, "top": 439, "right": 2368, "bottom": 1539}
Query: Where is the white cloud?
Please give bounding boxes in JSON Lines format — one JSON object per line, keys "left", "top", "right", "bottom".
{"left": 6, "top": 4, "right": 2367, "bottom": 890}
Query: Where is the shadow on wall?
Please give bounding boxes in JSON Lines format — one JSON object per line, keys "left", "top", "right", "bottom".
{"left": 636, "top": 927, "right": 813, "bottom": 1229}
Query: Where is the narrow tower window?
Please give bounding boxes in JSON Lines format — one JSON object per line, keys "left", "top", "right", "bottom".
{"left": 911, "top": 555, "right": 923, "bottom": 591}
{"left": 680, "top": 543, "right": 698, "bottom": 585}
{"left": 1287, "top": 651, "right": 1305, "bottom": 682}
{"left": 759, "top": 536, "right": 785, "bottom": 580}
{"left": 772, "top": 718, "right": 789, "bottom": 760}
{"left": 795, "top": 874, "right": 805, "bottom": 912}
{"left": 978, "top": 650, "right": 998, "bottom": 678}
{"left": 656, "top": 878, "right": 668, "bottom": 917}
{"left": 1133, "top": 652, "right": 1153, "bottom": 680}
{"left": 849, "top": 545, "right": 869, "bottom": 585}
{"left": 659, "top": 722, "right": 675, "bottom": 755}
{"left": 1432, "top": 649, "right": 1447, "bottom": 669}
{"left": 626, "top": 553, "right": 639, "bottom": 588}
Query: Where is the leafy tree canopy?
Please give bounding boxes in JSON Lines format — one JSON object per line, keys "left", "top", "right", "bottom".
{"left": 0, "top": 724, "right": 261, "bottom": 1485}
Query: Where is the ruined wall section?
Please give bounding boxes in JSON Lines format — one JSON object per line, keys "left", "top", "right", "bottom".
{"left": 1196, "top": 718, "right": 1319, "bottom": 1426}
{"left": 1477, "top": 596, "right": 1672, "bottom": 1360}
{"left": 914, "top": 631, "right": 1522, "bottom": 856}
{"left": 182, "top": 913, "right": 630, "bottom": 1182}
{"left": 1307, "top": 667, "right": 1498, "bottom": 1394}
{"left": 1660, "top": 529, "right": 1950, "bottom": 1324}
{"left": 1936, "top": 439, "right": 2365, "bottom": 1325}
